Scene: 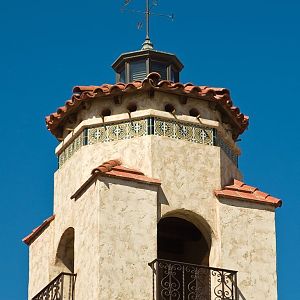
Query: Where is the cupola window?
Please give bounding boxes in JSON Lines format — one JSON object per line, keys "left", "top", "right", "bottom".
{"left": 151, "top": 61, "right": 167, "bottom": 80}
{"left": 171, "top": 67, "right": 179, "bottom": 82}
{"left": 119, "top": 68, "right": 125, "bottom": 83}
{"left": 130, "top": 60, "right": 147, "bottom": 81}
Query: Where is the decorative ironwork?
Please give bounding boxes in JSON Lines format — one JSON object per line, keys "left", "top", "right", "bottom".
{"left": 32, "top": 272, "right": 76, "bottom": 300}
{"left": 58, "top": 117, "right": 238, "bottom": 168}
{"left": 121, "top": 0, "right": 175, "bottom": 50}
{"left": 148, "top": 259, "right": 238, "bottom": 300}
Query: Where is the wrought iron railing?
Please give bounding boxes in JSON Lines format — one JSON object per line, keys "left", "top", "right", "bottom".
{"left": 32, "top": 272, "right": 76, "bottom": 300}
{"left": 148, "top": 259, "right": 238, "bottom": 300}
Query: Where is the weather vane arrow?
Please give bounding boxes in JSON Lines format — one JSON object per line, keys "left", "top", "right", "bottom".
{"left": 121, "top": 0, "right": 175, "bottom": 50}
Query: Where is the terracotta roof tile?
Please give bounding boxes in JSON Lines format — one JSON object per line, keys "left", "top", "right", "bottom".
{"left": 214, "top": 179, "right": 282, "bottom": 208}
{"left": 71, "top": 160, "right": 161, "bottom": 200}
{"left": 22, "top": 215, "right": 55, "bottom": 246}
{"left": 46, "top": 72, "right": 249, "bottom": 139}
{"left": 91, "top": 160, "right": 161, "bottom": 185}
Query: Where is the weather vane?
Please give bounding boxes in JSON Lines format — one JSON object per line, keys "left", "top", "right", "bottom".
{"left": 121, "top": 0, "right": 175, "bottom": 50}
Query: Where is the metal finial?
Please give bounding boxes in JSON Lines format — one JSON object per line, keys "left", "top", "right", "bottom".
{"left": 121, "top": 0, "right": 174, "bottom": 50}
{"left": 142, "top": 0, "right": 154, "bottom": 50}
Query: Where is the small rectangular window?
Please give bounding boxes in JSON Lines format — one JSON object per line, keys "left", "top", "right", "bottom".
{"left": 171, "top": 67, "right": 179, "bottom": 82}
{"left": 151, "top": 61, "right": 167, "bottom": 80}
{"left": 130, "top": 60, "right": 147, "bottom": 81}
{"left": 120, "top": 68, "right": 125, "bottom": 83}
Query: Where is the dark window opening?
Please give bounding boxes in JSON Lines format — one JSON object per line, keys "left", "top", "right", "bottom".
{"left": 56, "top": 228, "right": 75, "bottom": 273}
{"left": 158, "top": 217, "right": 209, "bottom": 265}
{"left": 157, "top": 217, "right": 211, "bottom": 299}
{"left": 119, "top": 68, "right": 125, "bottom": 83}
{"left": 171, "top": 67, "right": 179, "bottom": 82}
{"left": 151, "top": 61, "right": 168, "bottom": 80}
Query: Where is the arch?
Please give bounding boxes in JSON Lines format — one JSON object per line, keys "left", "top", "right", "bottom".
{"left": 55, "top": 227, "right": 74, "bottom": 273}
{"left": 158, "top": 210, "right": 213, "bottom": 266}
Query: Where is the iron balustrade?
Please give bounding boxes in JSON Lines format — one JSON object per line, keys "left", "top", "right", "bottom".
{"left": 148, "top": 259, "right": 238, "bottom": 300}
{"left": 32, "top": 272, "right": 76, "bottom": 300}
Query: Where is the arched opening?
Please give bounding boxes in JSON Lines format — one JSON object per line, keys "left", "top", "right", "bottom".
{"left": 158, "top": 216, "right": 209, "bottom": 265}
{"left": 56, "top": 227, "right": 74, "bottom": 273}
{"left": 156, "top": 216, "right": 211, "bottom": 299}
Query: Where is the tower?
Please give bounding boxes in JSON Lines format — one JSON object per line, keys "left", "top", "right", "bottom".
{"left": 23, "top": 8, "right": 282, "bottom": 300}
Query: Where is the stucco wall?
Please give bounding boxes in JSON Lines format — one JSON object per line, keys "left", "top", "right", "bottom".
{"left": 97, "top": 178, "right": 158, "bottom": 299}
{"left": 150, "top": 136, "right": 222, "bottom": 265}
{"left": 73, "top": 179, "right": 100, "bottom": 300}
{"left": 28, "top": 223, "right": 54, "bottom": 299}
{"left": 219, "top": 199, "right": 277, "bottom": 300}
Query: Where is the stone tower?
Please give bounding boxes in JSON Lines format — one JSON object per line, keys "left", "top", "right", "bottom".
{"left": 23, "top": 44, "right": 282, "bottom": 300}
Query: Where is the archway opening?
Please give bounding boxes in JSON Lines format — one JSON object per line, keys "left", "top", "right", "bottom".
{"left": 156, "top": 217, "right": 211, "bottom": 299}
{"left": 56, "top": 227, "right": 74, "bottom": 273}
{"left": 158, "top": 217, "right": 209, "bottom": 265}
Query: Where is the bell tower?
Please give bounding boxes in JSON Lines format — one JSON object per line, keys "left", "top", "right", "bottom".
{"left": 23, "top": 4, "right": 281, "bottom": 300}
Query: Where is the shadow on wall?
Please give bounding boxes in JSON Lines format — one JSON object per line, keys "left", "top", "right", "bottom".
{"left": 237, "top": 288, "right": 247, "bottom": 300}
{"left": 55, "top": 227, "right": 75, "bottom": 273}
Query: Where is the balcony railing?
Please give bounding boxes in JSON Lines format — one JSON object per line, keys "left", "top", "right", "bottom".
{"left": 32, "top": 272, "right": 76, "bottom": 300}
{"left": 148, "top": 259, "right": 238, "bottom": 300}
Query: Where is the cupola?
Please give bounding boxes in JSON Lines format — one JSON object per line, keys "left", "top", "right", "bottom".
{"left": 112, "top": 49, "right": 184, "bottom": 83}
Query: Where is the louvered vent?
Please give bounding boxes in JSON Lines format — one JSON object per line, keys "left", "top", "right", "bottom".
{"left": 151, "top": 62, "right": 167, "bottom": 80}
{"left": 130, "top": 61, "right": 147, "bottom": 81}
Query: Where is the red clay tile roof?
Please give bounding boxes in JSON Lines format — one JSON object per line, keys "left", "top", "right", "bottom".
{"left": 22, "top": 215, "right": 55, "bottom": 246}
{"left": 46, "top": 72, "right": 249, "bottom": 139}
{"left": 92, "top": 160, "right": 161, "bottom": 185}
{"left": 71, "top": 160, "right": 160, "bottom": 200}
{"left": 214, "top": 179, "right": 282, "bottom": 208}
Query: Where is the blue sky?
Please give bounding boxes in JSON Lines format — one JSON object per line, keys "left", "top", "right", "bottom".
{"left": 0, "top": 0, "right": 299, "bottom": 299}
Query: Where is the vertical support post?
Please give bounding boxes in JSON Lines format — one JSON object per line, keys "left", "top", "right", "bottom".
{"left": 125, "top": 61, "right": 130, "bottom": 83}
{"left": 61, "top": 274, "right": 64, "bottom": 300}
{"left": 182, "top": 264, "right": 185, "bottom": 300}
{"left": 235, "top": 273, "right": 238, "bottom": 300}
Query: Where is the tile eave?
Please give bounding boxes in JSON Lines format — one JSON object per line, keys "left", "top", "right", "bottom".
{"left": 22, "top": 215, "right": 55, "bottom": 246}
{"left": 215, "top": 191, "right": 282, "bottom": 208}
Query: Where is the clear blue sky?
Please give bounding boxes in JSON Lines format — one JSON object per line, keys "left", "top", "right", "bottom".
{"left": 0, "top": 0, "right": 298, "bottom": 299}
